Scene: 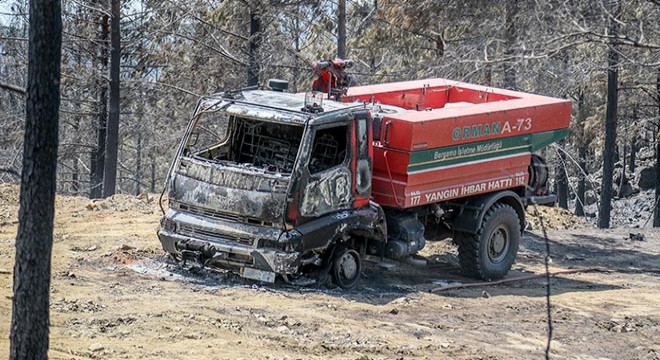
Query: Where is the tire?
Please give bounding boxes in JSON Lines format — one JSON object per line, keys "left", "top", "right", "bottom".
{"left": 455, "top": 203, "right": 521, "bottom": 280}
{"left": 330, "top": 246, "right": 362, "bottom": 290}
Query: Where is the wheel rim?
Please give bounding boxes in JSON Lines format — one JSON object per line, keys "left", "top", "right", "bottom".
{"left": 338, "top": 251, "right": 359, "bottom": 281}
{"left": 488, "top": 225, "right": 509, "bottom": 263}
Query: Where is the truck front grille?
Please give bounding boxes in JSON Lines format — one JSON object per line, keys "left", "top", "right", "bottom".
{"left": 178, "top": 224, "right": 255, "bottom": 246}
{"left": 174, "top": 202, "right": 276, "bottom": 227}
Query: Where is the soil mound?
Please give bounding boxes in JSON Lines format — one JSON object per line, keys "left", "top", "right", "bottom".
{"left": 0, "top": 184, "right": 19, "bottom": 225}
{"left": 83, "top": 193, "right": 157, "bottom": 213}
{"left": 525, "top": 205, "right": 589, "bottom": 230}
{"left": 0, "top": 184, "right": 19, "bottom": 206}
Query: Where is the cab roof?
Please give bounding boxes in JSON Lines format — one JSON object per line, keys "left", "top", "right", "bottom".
{"left": 200, "top": 89, "right": 357, "bottom": 125}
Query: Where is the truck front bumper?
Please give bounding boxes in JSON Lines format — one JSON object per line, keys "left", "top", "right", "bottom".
{"left": 158, "top": 209, "right": 301, "bottom": 280}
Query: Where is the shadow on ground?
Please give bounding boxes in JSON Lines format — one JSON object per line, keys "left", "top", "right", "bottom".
{"left": 117, "top": 229, "right": 651, "bottom": 306}
{"left": 523, "top": 231, "right": 660, "bottom": 271}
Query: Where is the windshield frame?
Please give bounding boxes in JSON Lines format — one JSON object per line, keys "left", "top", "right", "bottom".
{"left": 182, "top": 107, "right": 308, "bottom": 175}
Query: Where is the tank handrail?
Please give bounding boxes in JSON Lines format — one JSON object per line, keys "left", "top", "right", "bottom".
{"left": 383, "top": 150, "right": 402, "bottom": 207}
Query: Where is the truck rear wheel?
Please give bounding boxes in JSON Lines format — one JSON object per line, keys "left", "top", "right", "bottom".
{"left": 330, "top": 246, "right": 362, "bottom": 290}
{"left": 455, "top": 203, "right": 520, "bottom": 280}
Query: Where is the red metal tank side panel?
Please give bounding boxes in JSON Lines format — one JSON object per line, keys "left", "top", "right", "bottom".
{"left": 448, "top": 86, "right": 513, "bottom": 103}
{"left": 347, "top": 78, "right": 552, "bottom": 103}
{"left": 372, "top": 176, "right": 407, "bottom": 208}
{"left": 375, "top": 118, "right": 415, "bottom": 153}
{"left": 346, "top": 78, "right": 571, "bottom": 152}
{"left": 347, "top": 79, "right": 457, "bottom": 100}
{"left": 404, "top": 166, "right": 530, "bottom": 207}
{"left": 352, "top": 78, "right": 570, "bottom": 207}
{"left": 347, "top": 86, "right": 451, "bottom": 110}
{"left": 372, "top": 146, "right": 410, "bottom": 178}
{"left": 371, "top": 146, "right": 409, "bottom": 207}
{"left": 371, "top": 153, "right": 531, "bottom": 208}
{"left": 394, "top": 101, "right": 571, "bottom": 151}
{"left": 406, "top": 153, "right": 531, "bottom": 185}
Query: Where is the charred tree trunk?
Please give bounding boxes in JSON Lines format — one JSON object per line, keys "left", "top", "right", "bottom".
{"left": 150, "top": 148, "right": 156, "bottom": 193}
{"left": 435, "top": 34, "right": 445, "bottom": 57}
{"left": 618, "top": 120, "right": 628, "bottom": 198}
{"left": 629, "top": 108, "right": 637, "bottom": 174}
{"left": 598, "top": 2, "right": 621, "bottom": 229}
{"left": 575, "top": 91, "right": 587, "bottom": 217}
{"left": 103, "top": 0, "right": 121, "bottom": 197}
{"left": 292, "top": 11, "right": 300, "bottom": 93}
{"left": 135, "top": 131, "right": 142, "bottom": 195}
{"left": 90, "top": 9, "right": 109, "bottom": 199}
{"left": 484, "top": 64, "right": 492, "bottom": 87}
{"left": 629, "top": 139, "right": 636, "bottom": 174}
{"left": 655, "top": 129, "right": 660, "bottom": 227}
{"left": 72, "top": 115, "right": 80, "bottom": 195}
{"left": 247, "top": 10, "right": 261, "bottom": 87}
{"left": 576, "top": 148, "right": 588, "bottom": 216}
{"left": 555, "top": 144, "right": 569, "bottom": 209}
{"left": 337, "top": 0, "right": 346, "bottom": 58}
{"left": 9, "top": 0, "right": 62, "bottom": 357}
{"left": 71, "top": 15, "right": 83, "bottom": 196}
{"left": 502, "top": 1, "right": 518, "bottom": 90}
{"left": 654, "top": 69, "right": 660, "bottom": 227}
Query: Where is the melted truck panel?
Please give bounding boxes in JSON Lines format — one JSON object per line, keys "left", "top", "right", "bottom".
{"left": 300, "top": 166, "right": 353, "bottom": 217}
{"left": 174, "top": 157, "right": 289, "bottom": 224}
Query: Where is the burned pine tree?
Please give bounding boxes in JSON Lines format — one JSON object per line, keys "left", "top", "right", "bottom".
{"left": 102, "top": 0, "right": 121, "bottom": 197}
{"left": 247, "top": 8, "right": 261, "bottom": 87}
{"left": 502, "top": 0, "right": 518, "bottom": 90}
{"left": 655, "top": 69, "right": 660, "bottom": 228}
{"left": 9, "top": 0, "right": 62, "bottom": 358}
{"left": 628, "top": 109, "right": 637, "bottom": 174}
{"left": 555, "top": 140, "right": 569, "bottom": 210}
{"left": 575, "top": 89, "right": 588, "bottom": 217}
{"left": 337, "top": 0, "right": 346, "bottom": 59}
{"left": 90, "top": 4, "right": 109, "bottom": 199}
{"left": 598, "top": 1, "right": 621, "bottom": 229}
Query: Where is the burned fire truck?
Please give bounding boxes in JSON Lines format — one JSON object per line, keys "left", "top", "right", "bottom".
{"left": 157, "top": 60, "right": 571, "bottom": 289}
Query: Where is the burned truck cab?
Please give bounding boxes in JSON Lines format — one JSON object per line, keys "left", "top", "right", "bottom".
{"left": 158, "top": 87, "right": 386, "bottom": 287}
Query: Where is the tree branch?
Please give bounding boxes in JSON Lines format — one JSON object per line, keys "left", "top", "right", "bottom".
{"left": 0, "top": 82, "right": 26, "bottom": 95}
{"left": 581, "top": 30, "right": 660, "bottom": 49}
{"left": 0, "top": 36, "right": 28, "bottom": 42}
{"left": 125, "top": 79, "right": 200, "bottom": 97}
{"left": 164, "top": 31, "right": 246, "bottom": 66}
{"left": 0, "top": 168, "right": 20, "bottom": 177}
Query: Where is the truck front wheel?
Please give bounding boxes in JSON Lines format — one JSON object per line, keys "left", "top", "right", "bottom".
{"left": 330, "top": 246, "right": 362, "bottom": 290}
{"left": 455, "top": 203, "right": 520, "bottom": 280}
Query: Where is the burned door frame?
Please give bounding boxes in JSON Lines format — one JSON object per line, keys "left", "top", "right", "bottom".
{"left": 352, "top": 113, "right": 373, "bottom": 208}
{"left": 298, "top": 119, "right": 354, "bottom": 219}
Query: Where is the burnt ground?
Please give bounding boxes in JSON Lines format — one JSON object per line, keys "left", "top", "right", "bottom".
{"left": 0, "top": 187, "right": 659, "bottom": 359}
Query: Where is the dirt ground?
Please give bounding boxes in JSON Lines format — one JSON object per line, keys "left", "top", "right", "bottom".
{"left": 1, "top": 185, "right": 659, "bottom": 359}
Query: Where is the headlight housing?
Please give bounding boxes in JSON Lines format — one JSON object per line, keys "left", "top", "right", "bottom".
{"left": 160, "top": 218, "right": 177, "bottom": 233}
